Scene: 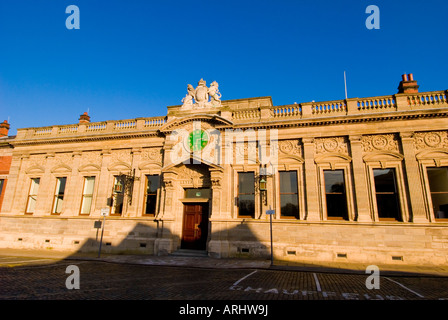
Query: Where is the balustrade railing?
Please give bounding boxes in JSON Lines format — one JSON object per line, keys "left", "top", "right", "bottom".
{"left": 22, "top": 90, "right": 448, "bottom": 140}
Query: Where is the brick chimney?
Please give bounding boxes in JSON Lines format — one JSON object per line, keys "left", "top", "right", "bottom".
{"left": 398, "top": 73, "right": 419, "bottom": 94}
{"left": 79, "top": 112, "right": 91, "bottom": 123}
{"left": 0, "top": 120, "right": 10, "bottom": 137}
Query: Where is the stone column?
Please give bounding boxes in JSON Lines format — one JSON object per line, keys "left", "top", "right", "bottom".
{"left": 36, "top": 154, "right": 55, "bottom": 215}
{"left": 94, "top": 149, "right": 111, "bottom": 216}
{"left": 349, "top": 135, "right": 372, "bottom": 222}
{"left": 302, "top": 138, "right": 320, "bottom": 220}
{"left": 64, "top": 152, "right": 81, "bottom": 216}
{"left": 400, "top": 132, "right": 429, "bottom": 223}
{"left": 209, "top": 169, "right": 223, "bottom": 219}
{"left": 127, "top": 148, "right": 142, "bottom": 217}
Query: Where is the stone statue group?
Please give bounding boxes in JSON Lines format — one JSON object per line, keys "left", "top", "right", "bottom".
{"left": 181, "top": 79, "right": 222, "bottom": 109}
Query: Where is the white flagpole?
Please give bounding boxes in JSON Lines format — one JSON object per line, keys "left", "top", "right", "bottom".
{"left": 344, "top": 71, "right": 348, "bottom": 99}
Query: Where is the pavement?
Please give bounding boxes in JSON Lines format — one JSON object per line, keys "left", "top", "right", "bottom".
{"left": 1, "top": 248, "right": 448, "bottom": 277}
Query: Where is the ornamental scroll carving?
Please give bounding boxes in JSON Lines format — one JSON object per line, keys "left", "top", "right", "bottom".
{"left": 414, "top": 131, "right": 448, "bottom": 150}
{"left": 141, "top": 148, "right": 163, "bottom": 163}
{"left": 111, "top": 149, "right": 132, "bottom": 164}
{"left": 278, "top": 139, "right": 302, "bottom": 157}
{"left": 314, "top": 137, "right": 348, "bottom": 154}
{"left": 361, "top": 134, "right": 399, "bottom": 152}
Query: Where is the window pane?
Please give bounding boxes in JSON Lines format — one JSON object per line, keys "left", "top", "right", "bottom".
{"left": 326, "top": 194, "right": 348, "bottom": 219}
{"left": 147, "top": 175, "right": 160, "bottom": 193}
{"left": 430, "top": 193, "right": 448, "bottom": 219}
{"left": 83, "top": 177, "right": 95, "bottom": 195}
{"left": 373, "top": 169, "right": 396, "bottom": 193}
{"left": 54, "top": 196, "right": 64, "bottom": 214}
{"left": 376, "top": 194, "right": 401, "bottom": 220}
{"left": 279, "top": 171, "right": 298, "bottom": 193}
{"left": 427, "top": 167, "right": 448, "bottom": 219}
{"left": 280, "top": 194, "right": 299, "bottom": 218}
{"left": 373, "top": 169, "right": 401, "bottom": 220}
{"left": 112, "top": 194, "right": 124, "bottom": 214}
{"left": 238, "top": 172, "right": 255, "bottom": 194}
{"left": 0, "top": 179, "right": 4, "bottom": 195}
{"left": 324, "top": 170, "right": 345, "bottom": 194}
{"left": 56, "top": 177, "right": 67, "bottom": 195}
{"left": 80, "top": 196, "right": 92, "bottom": 214}
{"left": 27, "top": 196, "right": 37, "bottom": 213}
{"left": 145, "top": 194, "right": 157, "bottom": 215}
{"left": 238, "top": 194, "right": 255, "bottom": 217}
{"left": 427, "top": 167, "right": 448, "bottom": 193}
{"left": 30, "top": 178, "right": 40, "bottom": 195}
{"left": 324, "top": 170, "right": 348, "bottom": 219}
{"left": 185, "top": 188, "right": 211, "bottom": 198}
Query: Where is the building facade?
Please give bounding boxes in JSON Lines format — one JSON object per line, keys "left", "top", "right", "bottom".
{"left": 1, "top": 75, "right": 448, "bottom": 267}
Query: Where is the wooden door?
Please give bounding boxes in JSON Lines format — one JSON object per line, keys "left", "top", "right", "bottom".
{"left": 181, "top": 203, "right": 209, "bottom": 250}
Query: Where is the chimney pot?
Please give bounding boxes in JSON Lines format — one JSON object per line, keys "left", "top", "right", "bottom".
{"left": 398, "top": 73, "right": 419, "bottom": 94}
{"left": 0, "top": 120, "right": 10, "bottom": 137}
{"left": 79, "top": 112, "right": 91, "bottom": 124}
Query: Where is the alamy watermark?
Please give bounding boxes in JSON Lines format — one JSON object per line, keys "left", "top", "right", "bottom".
{"left": 66, "top": 5, "right": 80, "bottom": 30}
{"left": 65, "top": 265, "right": 80, "bottom": 289}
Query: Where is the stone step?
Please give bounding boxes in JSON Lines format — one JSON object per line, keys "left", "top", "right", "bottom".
{"left": 170, "top": 249, "right": 208, "bottom": 257}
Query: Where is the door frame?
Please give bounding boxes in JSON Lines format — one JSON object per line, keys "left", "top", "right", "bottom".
{"left": 181, "top": 201, "right": 210, "bottom": 250}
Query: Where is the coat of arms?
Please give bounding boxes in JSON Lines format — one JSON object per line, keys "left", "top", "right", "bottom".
{"left": 181, "top": 79, "right": 222, "bottom": 109}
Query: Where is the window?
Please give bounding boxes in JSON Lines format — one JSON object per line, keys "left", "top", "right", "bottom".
{"left": 52, "top": 177, "right": 67, "bottom": 214}
{"left": 26, "top": 178, "right": 40, "bottom": 214}
{"left": 324, "top": 170, "right": 348, "bottom": 220}
{"left": 373, "top": 168, "right": 401, "bottom": 221}
{"left": 426, "top": 167, "right": 448, "bottom": 220}
{"left": 237, "top": 172, "right": 255, "bottom": 218}
{"left": 144, "top": 175, "right": 160, "bottom": 215}
{"left": 184, "top": 188, "right": 210, "bottom": 199}
{"left": 80, "top": 177, "right": 95, "bottom": 215}
{"left": 0, "top": 179, "right": 4, "bottom": 196}
{"left": 279, "top": 171, "right": 299, "bottom": 219}
{"left": 111, "top": 176, "right": 125, "bottom": 215}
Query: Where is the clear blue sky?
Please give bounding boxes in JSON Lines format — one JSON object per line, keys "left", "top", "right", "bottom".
{"left": 1, "top": 0, "right": 447, "bottom": 135}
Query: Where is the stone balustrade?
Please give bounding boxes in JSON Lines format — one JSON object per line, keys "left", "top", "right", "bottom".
{"left": 15, "top": 90, "right": 448, "bottom": 140}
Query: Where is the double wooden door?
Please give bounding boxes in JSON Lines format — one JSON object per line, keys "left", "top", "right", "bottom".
{"left": 181, "top": 203, "right": 209, "bottom": 250}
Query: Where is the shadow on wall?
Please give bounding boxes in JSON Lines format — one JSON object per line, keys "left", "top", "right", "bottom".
{"left": 75, "top": 220, "right": 270, "bottom": 259}
{"left": 74, "top": 221, "right": 181, "bottom": 256}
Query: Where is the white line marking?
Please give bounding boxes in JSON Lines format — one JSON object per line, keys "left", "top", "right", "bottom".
{"left": 0, "top": 257, "right": 15, "bottom": 260}
{"left": 0, "top": 258, "right": 55, "bottom": 265}
{"left": 313, "top": 273, "right": 322, "bottom": 292}
{"left": 384, "top": 277, "right": 424, "bottom": 298}
{"left": 232, "top": 270, "right": 258, "bottom": 286}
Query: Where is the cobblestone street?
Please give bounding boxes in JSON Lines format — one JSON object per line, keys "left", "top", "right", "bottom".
{"left": 1, "top": 256, "right": 448, "bottom": 301}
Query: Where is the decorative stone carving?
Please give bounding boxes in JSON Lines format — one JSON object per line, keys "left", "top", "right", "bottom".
{"left": 278, "top": 139, "right": 302, "bottom": 156}
{"left": 28, "top": 154, "right": 47, "bottom": 167}
{"left": 315, "top": 137, "right": 347, "bottom": 154}
{"left": 361, "top": 134, "right": 399, "bottom": 152}
{"left": 181, "top": 79, "right": 222, "bottom": 109}
{"left": 80, "top": 151, "right": 102, "bottom": 165}
{"left": 54, "top": 153, "right": 73, "bottom": 166}
{"left": 414, "top": 131, "right": 448, "bottom": 150}
{"left": 174, "top": 164, "right": 211, "bottom": 187}
{"left": 111, "top": 149, "right": 132, "bottom": 164}
{"left": 141, "top": 148, "right": 163, "bottom": 163}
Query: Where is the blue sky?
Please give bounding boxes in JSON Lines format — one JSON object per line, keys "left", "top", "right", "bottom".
{"left": 0, "top": 0, "right": 447, "bottom": 135}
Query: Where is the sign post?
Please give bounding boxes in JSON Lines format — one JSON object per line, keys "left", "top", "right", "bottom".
{"left": 98, "top": 208, "right": 109, "bottom": 258}
{"left": 266, "top": 207, "right": 275, "bottom": 266}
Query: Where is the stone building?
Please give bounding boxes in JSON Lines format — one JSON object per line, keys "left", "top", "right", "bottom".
{"left": 0, "top": 74, "right": 447, "bottom": 267}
